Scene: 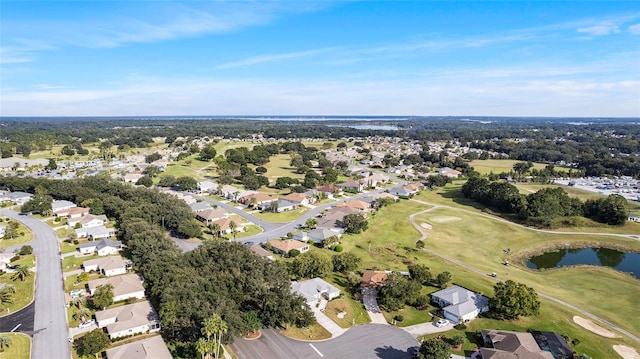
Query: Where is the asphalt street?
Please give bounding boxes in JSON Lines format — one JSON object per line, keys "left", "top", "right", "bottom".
{"left": 0, "top": 209, "right": 70, "bottom": 359}
{"left": 0, "top": 302, "right": 34, "bottom": 333}
{"left": 231, "top": 324, "right": 419, "bottom": 359}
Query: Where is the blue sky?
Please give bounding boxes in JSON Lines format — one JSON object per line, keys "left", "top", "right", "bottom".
{"left": 1, "top": 1, "right": 639, "bottom": 117}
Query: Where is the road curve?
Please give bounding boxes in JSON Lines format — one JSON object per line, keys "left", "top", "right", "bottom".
{"left": 0, "top": 209, "right": 71, "bottom": 359}
{"left": 406, "top": 200, "right": 640, "bottom": 344}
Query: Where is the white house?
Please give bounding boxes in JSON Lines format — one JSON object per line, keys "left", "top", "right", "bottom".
{"left": 105, "top": 335, "right": 172, "bottom": 359}
{"left": 0, "top": 226, "right": 5, "bottom": 239}
{"left": 95, "top": 301, "right": 161, "bottom": 339}
{"left": 0, "top": 191, "right": 33, "bottom": 205}
{"left": 75, "top": 225, "right": 115, "bottom": 241}
{"left": 52, "top": 200, "right": 76, "bottom": 214}
{"left": 83, "top": 256, "right": 130, "bottom": 277}
{"left": 431, "top": 285, "right": 489, "bottom": 323}
{"left": 197, "top": 180, "right": 218, "bottom": 193}
{"left": 78, "top": 238, "right": 122, "bottom": 256}
{"left": 87, "top": 273, "right": 145, "bottom": 302}
{"left": 291, "top": 278, "right": 341, "bottom": 305}
{"left": 69, "top": 214, "right": 108, "bottom": 228}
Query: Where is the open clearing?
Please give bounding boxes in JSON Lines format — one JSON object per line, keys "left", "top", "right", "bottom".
{"left": 429, "top": 215, "right": 461, "bottom": 223}
{"left": 573, "top": 316, "right": 620, "bottom": 338}
{"left": 614, "top": 345, "right": 640, "bottom": 359}
{"left": 470, "top": 159, "right": 569, "bottom": 175}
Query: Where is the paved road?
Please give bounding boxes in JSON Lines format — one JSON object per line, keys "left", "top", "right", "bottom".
{"left": 0, "top": 209, "right": 71, "bottom": 359}
{"left": 0, "top": 302, "right": 34, "bottom": 333}
{"left": 231, "top": 324, "right": 419, "bottom": 359}
{"left": 407, "top": 199, "right": 640, "bottom": 344}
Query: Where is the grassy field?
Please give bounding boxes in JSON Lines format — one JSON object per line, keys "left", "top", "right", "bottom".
{"left": 252, "top": 207, "right": 310, "bottom": 223}
{"left": 260, "top": 154, "right": 305, "bottom": 185}
{"left": 0, "top": 255, "right": 35, "bottom": 317}
{"left": 62, "top": 253, "right": 98, "bottom": 272}
{"left": 0, "top": 219, "right": 33, "bottom": 249}
{"left": 0, "top": 333, "right": 31, "bottom": 359}
{"left": 233, "top": 225, "right": 262, "bottom": 238}
{"left": 383, "top": 306, "right": 433, "bottom": 327}
{"left": 280, "top": 322, "right": 332, "bottom": 341}
{"left": 470, "top": 159, "right": 568, "bottom": 175}
{"left": 56, "top": 227, "right": 75, "bottom": 239}
{"left": 60, "top": 241, "right": 79, "bottom": 254}
{"left": 323, "top": 272, "right": 370, "bottom": 328}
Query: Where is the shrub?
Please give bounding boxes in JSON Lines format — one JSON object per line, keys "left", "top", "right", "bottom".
{"left": 454, "top": 322, "right": 467, "bottom": 330}
{"left": 289, "top": 249, "right": 301, "bottom": 258}
{"left": 73, "top": 239, "right": 80, "bottom": 245}
{"left": 334, "top": 244, "right": 344, "bottom": 252}
{"left": 571, "top": 338, "right": 581, "bottom": 346}
{"left": 19, "top": 245, "right": 33, "bottom": 255}
{"left": 416, "top": 240, "right": 425, "bottom": 249}
{"left": 394, "top": 314, "right": 404, "bottom": 322}
{"left": 10, "top": 255, "right": 21, "bottom": 262}
{"left": 54, "top": 217, "right": 61, "bottom": 222}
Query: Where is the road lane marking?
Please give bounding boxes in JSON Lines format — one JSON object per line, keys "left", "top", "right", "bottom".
{"left": 11, "top": 324, "right": 21, "bottom": 332}
{"left": 309, "top": 343, "right": 324, "bottom": 357}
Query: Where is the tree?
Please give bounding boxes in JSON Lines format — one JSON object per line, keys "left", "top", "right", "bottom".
{"left": 92, "top": 284, "right": 114, "bottom": 309}
{"left": 451, "top": 334, "right": 465, "bottom": 347}
{"left": 289, "top": 251, "right": 332, "bottom": 279}
{"left": 199, "top": 144, "right": 217, "bottom": 161}
{"left": 195, "top": 337, "right": 209, "bottom": 359}
{"left": 142, "top": 165, "right": 161, "bottom": 177}
{"left": 202, "top": 313, "right": 227, "bottom": 358}
{"left": 18, "top": 245, "right": 33, "bottom": 255}
{"left": 244, "top": 311, "right": 262, "bottom": 334}
{"left": 229, "top": 220, "right": 238, "bottom": 240}
{"left": 210, "top": 222, "right": 221, "bottom": 239}
{"left": 491, "top": 280, "right": 540, "bottom": 319}
{"left": 73, "top": 307, "right": 92, "bottom": 323}
{"left": 11, "top": 264, "right": 31, "bottom": 282}
{"left": 408, "top": 264, "right": 431, "bottom": 285}
{"left": 305, "top": 218, "right": 318, "bottom": 230}
{"left": 343, "top": 214, "right": 368, "bottom": 234}
{"left": 77, "top": 272, "right": 90, "bottom": 282}
{"left": 435, "top": 271, "right": 451, "bottom": 288}
{"left": 0, "top": 285, "right": 15, "bottom": 309}
{"left": 21, "top": 186, "right": 53, "bottom": 215}
{"left": 332, "top": 252, "right": 361, "bottom": 273}
{"left": 3, "top": 221, "right": 19, "bottom": 239}
{"left": 0, "top": 335, "right": 11, "bottom": 353}
{"left": 45, "top": 158, "right": 58, "bottom": 170}
{"left": 74, "top": 329, "right": 110, "bottom": 358}
{"left": 178, "top": 220, "right": 203, "bottom": 239}
{"left": 175, "top": 176, "right": 198, "bottom": 191}
{"left": 158, "top": 174, "right": 176, "bottom": 187}
{"left": 136, "top": 176, "right": 153, "bottom": 187}
{"left": 145, "top": 152, "right": 162, "bottom": 163}
{"left": 417, "top": 338, "right": 450, "bottom": 359}
{"left": 378, "top": 273, "right": 421, "bottom": 311}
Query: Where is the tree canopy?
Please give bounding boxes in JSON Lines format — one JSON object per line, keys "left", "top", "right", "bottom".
{"left": 491, "top": 280, "right": 540, "bottom": 319}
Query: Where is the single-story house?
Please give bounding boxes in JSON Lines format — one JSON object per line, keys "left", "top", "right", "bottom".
{"left": 293, "top": 228, "right": 343, "bottom": 243}
{"left": 95, "top": 301, "right": 160, "bottom": 339}
{"left": 361, "top": 270, "right": 390, "bottom": 288}
{"left": 258, "top": 199, "right": 298, "bottom": 212}
{"left": 437, "top": 167, "right": 462, "bottom": 178}
{"left": 75, "top": 225, "right": 116, "bottom": 241}
{"left": 189, "top": 201, "right": 212, "bottom": 213}
{"left": 197, "top": 180, "right": 218, "bottom": 193}
{"left": 87, "top": 273, "right": 145, "bottom": 302}
{"left": 0, "top": 252, "right": 14, "bottom": 271}
{"left": 123, "top": 172, "right": 144, "bottom": 183}
{"left": 52, "top": 200, "right": 77, "bottom": 214}
{"left": 105, "top": 335, "right": 172, "bottom": 359}
{"left": 82, "top": 255, "right": 131, "bottom": 277}
{"left": 56, "top": 207, "right": 90, "bottom": 218}
{"left": 69, "top": 214, "right": 108, "bottom": 228}
{"left": 238, "top": 193, "right": 273, "bottom": 207}
{"left": 267, "top": 239, "right": 309, "bottom": 255}
{"left": 196, "top": 208, "right": 227, "bottom": 225}
{"left": 431, "top": 285, "right": 489, "bottom": 323}
{"left": 211, "top": 217, "right": 244, "bottom": 234}
{"left": 280, "top": 192, "right": 313, "bottom": 206}
{"left": 291, "top": 278, "right": 341, "bottom": 305}
{"left": 629, "top": 212, "right": 640, "bottom": 223}
{"left": 0, "top": 226, "right": 5, "bottom": 239}
{"left": 0, "top": 191, "right": 33, "bottom": 205}
{"left": 337, "top": 180, "right": 365, "bottom": 192}
{"left": 314, "top": 184, "right": 342, "bottom": 198}
{"left": 480, "top": 330, "right": 561, "bottom": 359}
{"left": 0, "top": 157, "right": 48, "bottom": 171}
{"left": 388, "top": 185, "right": 418, "bottom": 198}
{"left": 217, "top": 185, "right": 255, "bottom": 201}
{"left": 78, "top": 238, "right": 122, "bottom": 256}
{"left": 336, "top": 200, "right": 371, "bottom": 212}
{"left": 249, "top": 244, "right": 274, "bottom": 261}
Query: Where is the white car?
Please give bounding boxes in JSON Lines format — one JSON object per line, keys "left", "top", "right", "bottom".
{"left": 78, "top": 319, "right": 96, "bottom": 328}
{"left": 434, "top": 319, "right": 449, "bottom": 327}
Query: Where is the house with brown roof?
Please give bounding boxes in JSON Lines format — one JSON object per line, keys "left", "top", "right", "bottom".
{"left": 211, "top": 217, "right": 244, "bottom": 234}
{"left": 238, "top": 193, "right": 273, "bottom": 207}
{"left": 480, "top": 330, "right": 555, "bottom": 359}
{"left": 249, "top": 243, "right": 274, "bottom": 261}
{"left": 267, "top": 239, "right": 310, "bottom": 256}
{"left": 105, "top": 335, "right": 172, "bottom": 359}
{"left": 196, "top": 208, "right": 227, "bottom": 225}
{"left": 336, "top": 200, "right": 371, "bottom": 212}
{"left": 95, "top": 301, "right": 161, "bottom": 339}
{"left": 280, "top": 192, "right": 313, "bottom": 206}
{"left": 69, "top": 214, "right": 108, "bottom": 228}
{"left": 87, "top": 273, "right": 145, "bottom": 302}
{"left": 56, "top": 206, "right": 90, "bottom": 218}
{"left": 337, "top": 180, "right": 365, "bottom": 192}
{"left": 314, "top": 184, "right": 342, "bottom": 198}
{"left": 361, "top": 270, "right": 390, "bottom": 288}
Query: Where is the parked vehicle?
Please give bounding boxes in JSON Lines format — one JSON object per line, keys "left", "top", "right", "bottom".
{"left": 78, "top": 319, "right": 95, "bottom": 328}
{"left": 434, "top": 319, "right": 449, "bottom": 327}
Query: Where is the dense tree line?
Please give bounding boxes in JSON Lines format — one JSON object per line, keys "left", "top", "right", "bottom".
{"left": 461, "top": 176, "right": 629, "bottom": 227}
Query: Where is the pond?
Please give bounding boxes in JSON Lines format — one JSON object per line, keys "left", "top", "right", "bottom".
{"left": 526, "top": 247, "right": 640, "bottom": 279}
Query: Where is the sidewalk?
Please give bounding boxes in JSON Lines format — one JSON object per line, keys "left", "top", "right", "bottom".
{"left": 311, "top": 301, "right": 347, "bottom": 338}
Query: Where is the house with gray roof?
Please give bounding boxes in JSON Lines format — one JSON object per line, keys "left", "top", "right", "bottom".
{"left": 291, "top": 278, "right": 341, "bottom": 305}
{"left": 431, "top": 285, "right": 489, "bottom": 323}
{"left": 0, "top": 191, "right": 33, "bottom": 205}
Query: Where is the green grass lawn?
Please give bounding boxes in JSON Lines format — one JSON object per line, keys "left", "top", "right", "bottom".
{"left": 261, "top": 154, "right": 305, "bottom": 185}
{"left": 470, "top": 159, "right": 569, "bottom": 175}
{"left": 62, "top": 253, "right": 98, "bottom": 273}
{"left": 280, "top": 322, "right": 332, "bottom": 341}
{"left": 252, "top": 207, "right": 309, "bottom": 223}
{"left": 0, "top": 255, "right": 35, "bottom": 317}
{"left": 60, "top": 241, "right": 79, "bottom": 254}
{"left": 0, "top": 219, "right": 33, "bottom": 249}
{"left": 322, "top": 273, "right": 370, "bottom": 328}
{"left": 383, "top": 306, "right": 433, "bottom": 327}
{"left": 233, "top": 224, "right": 263, "bottom": 238}
{"left": 56, "top": 227, "right": 75, "bottom": 239}
{"left": 0, "top": 333, "right": 31, "bottom": 359}
{"left": 161, "top": 164, "right": 203, "bottom": 181}
{"left": 46, "top": 217, "right": 67, "bottom": 227}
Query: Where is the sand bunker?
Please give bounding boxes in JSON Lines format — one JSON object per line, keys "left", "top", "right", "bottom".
{"left": 613, "top": 345, "right": 640, "bottom": 359}
{"left": 420, "top": 222, "right": 433, "bottom": 230}
{"left": 430, "top": 216, "right": 461, "bottom": 223}
{"left": 573, "top": 316, "right": 620, "bottom": 338}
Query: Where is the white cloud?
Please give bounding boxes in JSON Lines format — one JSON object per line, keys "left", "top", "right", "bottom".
{"left": 217, "top": 47, "right": 338, "bottom": 69}
{"left": 577, "top": 22, "right": 621, "bottom": 36}
{"left": 628, "top": 23, "right": 640, "bottom": 35}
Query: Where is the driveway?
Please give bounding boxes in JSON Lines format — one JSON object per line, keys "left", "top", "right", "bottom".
{"left": 0, "top": 210, "right": 71, "bottom": 359}
{"left": 231, "top": 324, "right": 419, "bottom": 359}
{"left": 402, "top": 321, "right": 454, "bottom": 337}
{"left": 362, "top": 288, "right": 388, "bottom": 325}
{"left": 311, "top": 302, "right": 346, "bottom": 338}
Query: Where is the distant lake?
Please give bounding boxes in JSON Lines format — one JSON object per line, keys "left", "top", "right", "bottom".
{"left": 526, "top": 248, "right": 640, "bottom": 279}
{"left": 329, "top": 124, "right": 399, "bottom": 131}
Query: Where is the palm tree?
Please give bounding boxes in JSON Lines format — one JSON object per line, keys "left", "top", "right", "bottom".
{"left": 195, "top": 337, "right": 208, "bottom": 359}
{"left": 0, "top": 335, "right": 11, "bottom": 352}
{"left": 73, "top": 307, "right": 92, "bottom": 323}
{"left": 11, "top": 264, "right": 31, "bottom": 282}
{"left": 229, "top": 221, "right": 237, "bottom": 241}
{"left": 201, "top": 313, "right": 227, "bottom": 358}
{"left": 216, "top": 319, "right": 228, "bottom": 358}
{"left": 210, "top": 223, "right": 221, "bottom": 239}
{"left": 0, "top": 285, "right": 16, "bottom": 309}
